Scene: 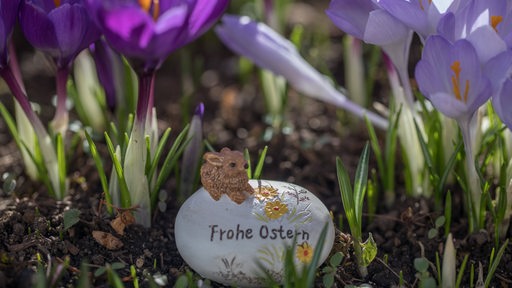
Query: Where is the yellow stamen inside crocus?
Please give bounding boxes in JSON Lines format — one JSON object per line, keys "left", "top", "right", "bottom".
{"left": 138, "top": 0, "right": 159, "bottom": 20}
{"left": 153, "top": 0, "right": 160, "bottom": 20}
{"left": 54, "top": 0, "right": 60, "bottom": 7}
{"left": 491, "top": 15, "right": 503, "bottom": 32}
{"left": 450, "top": 61, "right": 469, "bottom": 103}
{"left": 419, "top": 0, "right": 432, "bottom": 11}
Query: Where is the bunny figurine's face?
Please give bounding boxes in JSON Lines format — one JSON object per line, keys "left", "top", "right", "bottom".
{"left": 200, "top": 148, "right": 254, "bottom": 204}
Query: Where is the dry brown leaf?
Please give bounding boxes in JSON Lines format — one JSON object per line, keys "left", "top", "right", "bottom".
{"left": 92, "top": 230, "right": 123, "bottom": 250}
{"left": 110, "top": 210, "right": 136, "bottom": 235}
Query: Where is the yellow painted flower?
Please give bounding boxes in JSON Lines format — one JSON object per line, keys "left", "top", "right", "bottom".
{"left": 264, "top": 200, "right": 288, "bottom": 219}
{"left": 296, "top": 242, "right": 314, "bottom": 263}
{"left": 255, "top": 186, "right": 278, "bottom": 200}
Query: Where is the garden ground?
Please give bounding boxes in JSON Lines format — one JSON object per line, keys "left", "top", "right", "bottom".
{"left": 0, "top": 1, "right": 511, "bottom": 287}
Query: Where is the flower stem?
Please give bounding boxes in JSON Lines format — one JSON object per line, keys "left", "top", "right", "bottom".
{"left": 0, "top": 65, "right": 62, "bottom": 198}
{"left": 0, "top": 66, "right": 45, "bottom": 134}
{"left": 9, "top": 42, "right": 38, "bottom": 180}
{"left": 52, "top": 66, "right": 70, "bottom": 134}
{"left": 135, "top": 71, "right": 156, "bottom": 124}
{"left": 458, "top": 117, "right": 481, "bottom": 232}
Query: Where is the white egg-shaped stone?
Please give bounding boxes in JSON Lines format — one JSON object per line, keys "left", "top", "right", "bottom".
{"left": 175, "top": 180, "right": 335, "bottom": 287}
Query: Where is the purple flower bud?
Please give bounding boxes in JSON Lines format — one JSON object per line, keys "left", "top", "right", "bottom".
{"left": 90, "top": 39, "right": 123, "bottom": 111}
{"left": 86, "top": 0, "right": 229, "bottom": 72}
{"left": 19, "top": 0, "right": 101, "bottom": 68}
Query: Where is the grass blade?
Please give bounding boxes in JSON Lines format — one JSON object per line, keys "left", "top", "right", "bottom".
{"left": 147, "top": 128, "right": 171, "bottom": 181}
{"left": 0, "top": 101, "right": 21, "bottom": 147}
{"left": 151, "top": 125, "right": 190, "bottom": 207}
{"left": 336, "top": 157, "right": 356, "bottom": 235}
{"left": 85, "top": 130, "right": 112, "bottom": 214}
{"left": 105, "top": 132, "right": 131, "bottom": 208}
{"left": 56, "top": 133, "right": 67, "bottom": 199}
{"left": 253, "top": 146, "right": 268, "bottom": 180}
{"left": 353, "top": 142, "right": 370, "bottom": 227}
{"left": 244, "top": 148, "right": 253, "bottom": 179}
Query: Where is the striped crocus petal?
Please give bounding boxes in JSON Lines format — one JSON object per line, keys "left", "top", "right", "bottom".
{"left": 215, "top": 15, "right": 388, "bottom": 129}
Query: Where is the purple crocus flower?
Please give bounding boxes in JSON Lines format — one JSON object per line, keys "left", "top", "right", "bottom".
{"left": 0, "top": 0, "right": 63, "bottom": 198}
{"left": 437, "top": 0, "right": 508, "bottom": 64}
{"left": 19, "top": 0, "right": 101, "bottom": 133}
{"left": 86, "top": 0, "right": 229, "bottom": 73}
{"left": 20, "top": 0, "right": 100, "bottom": 68}
{"left": 416, "top": 36, "right": 491, "bottom": 122}
{"left": 378, "top": 0, "right": 466, "bottom": 42}
{"left": 86, "top": 0, "right": 228, "bottom": 227}
{"left": 326, "top": 0, "right": 415, "bottom": 107}
{"left": 0, "top": 0, "right": 20, "bottom": 69}
{"left": 87, "top": 0, "right": 228, "bottom": 123}
{"left": 215, "top": 15, "right": 388, "bottom": 129}
{"left": 415, "top": 35, "right": 491, "bottom": 224}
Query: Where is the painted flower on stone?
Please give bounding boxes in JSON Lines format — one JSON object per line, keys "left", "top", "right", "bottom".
{"left": 0, "top": 0, "right": 21, "bottom": 69}
{"left": 254, "top": 186, "right": 278, "bottom": 201}
{"left": 264, "top": 199, "right": 288, "bottom": 220}
{"left": 415, "top": 36, "right": 491, "bottom": 122}
{"left": 86, "top": 0, "right": 229, "bottom": 72}
{"left": 296, "top": 241, "right": 313, "bottom": 263}
{"left": 20, "top": 0, "right": 100, "bottom": 68}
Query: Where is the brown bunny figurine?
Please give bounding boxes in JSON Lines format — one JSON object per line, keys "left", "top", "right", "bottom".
{"left": 200, "top": 148, "right": 255, "bottom": 204}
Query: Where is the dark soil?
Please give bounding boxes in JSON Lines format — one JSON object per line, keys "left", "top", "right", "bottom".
{"left": 1, "top": 2, "right": 512, "bottom": 288}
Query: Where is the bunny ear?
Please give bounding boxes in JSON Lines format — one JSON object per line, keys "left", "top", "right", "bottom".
{"left": 204, "top": 152, "right": 223, "bottom": 166}
{"left": 220, "top": 147, "right": 232, "bottom": 153}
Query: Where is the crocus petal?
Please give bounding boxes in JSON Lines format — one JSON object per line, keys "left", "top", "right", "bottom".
{"left": 427, "top": 91, "right": 474, "bottom": 119}
{"left": 415, "top": 35, "right": 491, "bottom": 120}
{"left": 379, "top": 0, "right": 465, "bottom": 41}
{"left": 216, "top": 15, "right": 388, "bottom": 129}
{"left": 492, "top": 79, "right": 512, "bottom": 129}
{"left": 20, "top": 2, "right": 59, "bottom": 53}
{"left": 216, "top": 15, "right": 345, "bottom": 106}
{"left": 326, "top": 0, "right": 375, "bottom": 40}
{"left": 484, "top": 50, "right": 512, "bottom": 129}
{"left": 0, "top": 0, "right": 21, "bottom": 67}
{"left": 20, "top": 0, "right": 100, "bottom": 67}
{"left": 327, "top": 0, "right": 409, "bottom": 46}
{"left": 364, "top": 9, "right": 409, "bottom": 46}
{"left": 51, "top": 3, "right": 94, "bottom": 63}
{"left": 90, "top": 39, "right": 123, "bottom": 110}
{"left": 88, "top": 0, "right": 228, "bottom": 70}
{"left": 180, "top": 102, "right": 204, "bottom": 201}
{"left": 484, "top": 50, "right": 512, "bottom": 93}
{"left": 465, "top": 26, "right": 507, "bottom": 64}
{"left": 436, "top": 0, "right": 509, "bottom": 62}
{"left": 187, "top": 0, "right": 229, "bottom": 38}
{"left": 378, "top": 0, "right": 429, "bottom": 38}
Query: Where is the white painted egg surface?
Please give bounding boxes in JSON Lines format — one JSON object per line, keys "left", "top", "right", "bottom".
{"left": 175, "top": 180, "right": 335, "bottom": 287}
